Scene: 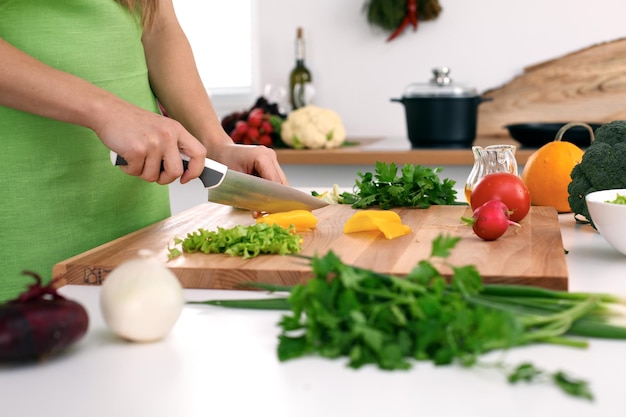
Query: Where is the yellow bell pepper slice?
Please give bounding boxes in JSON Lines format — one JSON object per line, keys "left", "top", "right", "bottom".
{"left": 371, "top": 218, "right": 413, "bottom": 240}
{"left": 343, "top": 210, "right": 412, "bottom": 240}
{"left": 343, "top": 210, "right": 401, "bottom": 233}
{"left": 255, "top": 210, "right": 318, "bottom": 232}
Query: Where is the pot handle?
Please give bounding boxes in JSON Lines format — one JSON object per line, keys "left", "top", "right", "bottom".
{"left": 479, "top": 96, "right": 493, "bottom": 104}
{"left": 390, "top": 98, "right": 404, "bottom": 104}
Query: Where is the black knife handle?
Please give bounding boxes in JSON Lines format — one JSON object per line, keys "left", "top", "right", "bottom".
{"left": 110, "top": 151, "right": 226, "bottom": 188}
{"left": 112, "top": 153, "right": 189, "bottom": 171}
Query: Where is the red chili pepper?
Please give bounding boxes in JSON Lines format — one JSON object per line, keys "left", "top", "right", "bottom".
{"left": 0, "top": 271, "right": 89, "bottom": 363}
{"left": 408, "top": 0, "right": 418, "bottom": 31}
{"left": 387, "top": 0, "right": 419, "bottom": 42}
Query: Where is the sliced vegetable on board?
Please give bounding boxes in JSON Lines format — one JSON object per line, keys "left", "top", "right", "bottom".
{"left": 312, "top": 184, "right": 344, "bottom": 204}
{"left": 256, "top": 210, "right": 318, "bottom": 232}
{"left": 168, "top": 223, "right": 303, "bottom": 260}
{"left": 343, "top": 210, "right": 412, "bottom": 239}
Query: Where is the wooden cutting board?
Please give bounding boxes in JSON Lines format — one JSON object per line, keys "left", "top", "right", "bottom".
{"left": 53, "top": 203, "right": 569, "bottom": 290}
{"left": 477, "top": 37, "right": 626, "bottom": 138}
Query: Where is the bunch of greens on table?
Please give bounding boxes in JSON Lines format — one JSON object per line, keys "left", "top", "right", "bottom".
{"left": 192, "top": 234, "right": 626, "bottom": 401}
{"left": 327, "top": 162, "right": 458, "bottom": 209}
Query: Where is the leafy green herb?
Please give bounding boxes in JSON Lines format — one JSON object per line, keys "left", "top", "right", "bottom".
{"left": 553, "top": 370, "right": 595, "bottom": 401}
{"left": 168, "top": 223, "right": 302, "bottom": 260}
{"left": 340, "top": 162, "right": 458, "bottom": 209}
{"left": 193, "top": 234, "right": 626, "bottom": 400}
{"left": 274, "top": 239, "right": 603, "bottom": 399}
{"left": 507, "top": 363, "right": 593, "bottom": 401}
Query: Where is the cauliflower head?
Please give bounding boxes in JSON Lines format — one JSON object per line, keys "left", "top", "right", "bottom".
{"left": 280, "top": 105, "right": 346, "bottom": 149}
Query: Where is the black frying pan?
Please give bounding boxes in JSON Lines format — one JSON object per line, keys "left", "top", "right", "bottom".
{"left": 505, "top": 122, "right": 601, "bottom": 148}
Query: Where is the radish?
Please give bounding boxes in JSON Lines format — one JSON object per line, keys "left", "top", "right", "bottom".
{"left": 462, "top": 200, "right": 520, "bottom": 241}
{"left": 247, "top": 108, "right": 264, "bottom": 128}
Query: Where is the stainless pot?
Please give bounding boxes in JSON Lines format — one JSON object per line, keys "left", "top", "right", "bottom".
{"left": 391, "top": 67, "right": 491, "bottom": 148}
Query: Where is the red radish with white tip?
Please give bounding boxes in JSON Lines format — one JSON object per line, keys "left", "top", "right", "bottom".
{"left": 462, "top": 200, "right": 520, "bottom": 241}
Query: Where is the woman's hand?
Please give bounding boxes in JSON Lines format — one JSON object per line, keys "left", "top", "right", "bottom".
{"left": 137, "top": 0, "right": 289, "bottom": 189}
{"left": 210, "top": 141, "right": 289, "bottom": 219}
{"left": 211, "top": 142, "right": 288, "bottom": 185}
{"left": 0, "top": 38, "right": 207, "bottom": 186}
{"left": 94, "top": 104, "right": 207, "bottom": 185}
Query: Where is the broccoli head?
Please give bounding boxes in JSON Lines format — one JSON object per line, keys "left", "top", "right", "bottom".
{"left": 593, "top": 120, "right": 626, "bottom": 146}
{"left": 567, "top": 164, "right": 595, "bottom": 224}
{"left": 567, "top": 120, "right": 626, "bottom": 227}
{"left": 578, "top": 142, "right": 626, "bottom": 189}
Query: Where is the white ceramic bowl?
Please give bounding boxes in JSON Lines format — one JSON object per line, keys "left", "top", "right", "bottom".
{"left": 585, "top": 188, "right": 626, "bottom": 255}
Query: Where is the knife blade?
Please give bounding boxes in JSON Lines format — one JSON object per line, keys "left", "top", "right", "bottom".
{"left": 110, "top": 151, "right": 328, "bottom": 212}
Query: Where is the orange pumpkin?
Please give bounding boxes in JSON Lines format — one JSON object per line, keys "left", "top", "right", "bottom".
{"left": 521, "top": 123, "right": 589, "bottom": 213}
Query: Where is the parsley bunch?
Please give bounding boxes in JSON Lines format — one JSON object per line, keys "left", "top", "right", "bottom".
{"left": 341, "top": 162, "right": 458, "bottom": 209}
{"left": 277, "top": 235, "right": 521, "bottom": 369}
{"left": 275, "top": 235, "right": 598, "bottom": 399}
{"left": 194, "top": 234, "right": 626, "bottom": 400}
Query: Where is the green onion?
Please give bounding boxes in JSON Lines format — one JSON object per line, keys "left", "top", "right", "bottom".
{"left": 187, "top": 298, "right": 290, "bottom": 310}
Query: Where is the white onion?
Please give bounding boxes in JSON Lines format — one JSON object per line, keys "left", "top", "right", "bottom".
{"left": 100, "top": 250, "right": 184, "bottom": 342}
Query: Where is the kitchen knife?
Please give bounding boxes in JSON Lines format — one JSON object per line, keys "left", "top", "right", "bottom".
{"left": 110, "top": 151, "right": 328, "bottom": 212}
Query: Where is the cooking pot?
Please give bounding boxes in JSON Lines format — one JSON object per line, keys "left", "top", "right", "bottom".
{"left": 392, "top": 67, "right": 491, "bottom": 148}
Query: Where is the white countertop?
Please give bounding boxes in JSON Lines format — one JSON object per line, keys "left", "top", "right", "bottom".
{"left": 2, "top": 211, "right": 625, "bottom": 417}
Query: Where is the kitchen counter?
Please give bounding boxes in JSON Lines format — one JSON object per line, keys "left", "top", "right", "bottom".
{"left": 275, "top": 136, "right": 535, "bottom": 166}
{"left": 2, "top": 211, "right": 625, "bottom": 417}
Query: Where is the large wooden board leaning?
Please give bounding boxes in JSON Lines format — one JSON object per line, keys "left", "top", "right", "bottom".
{"left": 478, "top": 37, "right": 626, "bottom": 138}
{"left": 53, "top": 204, "right": 569, "bottom": 291}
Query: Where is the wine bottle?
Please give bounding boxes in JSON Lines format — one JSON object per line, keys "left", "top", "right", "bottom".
{"left": 289, "top": 27, "right": 314, "bottom": 110}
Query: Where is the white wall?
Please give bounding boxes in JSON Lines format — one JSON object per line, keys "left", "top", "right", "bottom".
{"left": 171, "top": 1, "right": 626, "bottom": 213}
{"left": 252, "top": 0, "right": 626, "bottom": 138}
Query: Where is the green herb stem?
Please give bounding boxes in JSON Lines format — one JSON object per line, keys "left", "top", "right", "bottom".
{"left": 187, "top": 297, "right": 290, "bottom": 310}
{"left": 481, "top": 284, "right": 623, "bottom": 304}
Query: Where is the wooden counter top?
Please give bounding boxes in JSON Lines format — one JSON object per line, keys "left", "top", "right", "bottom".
{"left": 275, "top": 137, "right": 535, "bottom": 166}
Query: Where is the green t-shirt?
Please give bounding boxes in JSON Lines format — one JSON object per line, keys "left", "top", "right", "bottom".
{"left": 0, "top": 0, "right": 171, "bottom": 301}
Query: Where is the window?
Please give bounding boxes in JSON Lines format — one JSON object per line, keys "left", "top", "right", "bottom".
{"left": 173, "top": 0, "right": 254, "bottom": 115}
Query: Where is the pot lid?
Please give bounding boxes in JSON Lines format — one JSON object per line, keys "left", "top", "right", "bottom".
{"left": 403, "top": 67, "right": 478, "bottom": 98}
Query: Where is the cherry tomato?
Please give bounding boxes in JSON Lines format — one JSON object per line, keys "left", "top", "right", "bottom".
{"left": 470, "top": 173, "right": 531, "bottom": 222}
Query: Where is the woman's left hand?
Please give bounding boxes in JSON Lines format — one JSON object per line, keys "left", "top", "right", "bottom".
{"left": 211, "top": 142, "right": 288, "bottom": 185}
{"left": 210, "top": 142, "right": 289, "bottom": 218}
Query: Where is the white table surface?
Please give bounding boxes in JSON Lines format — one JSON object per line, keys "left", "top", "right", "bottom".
{"left": 2, "top": 212, "right": 625, "bottom": 417}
